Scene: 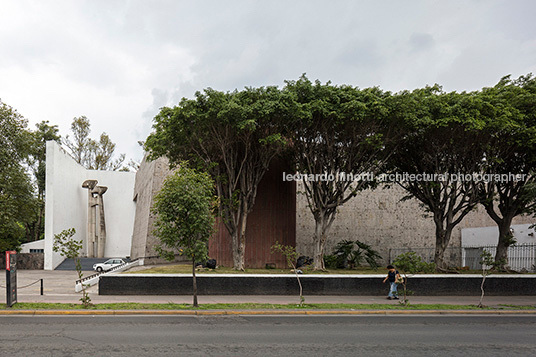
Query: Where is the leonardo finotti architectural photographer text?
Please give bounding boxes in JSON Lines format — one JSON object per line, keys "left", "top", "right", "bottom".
{"left": 282, "top": 172, "right": 527, "bottom": 183}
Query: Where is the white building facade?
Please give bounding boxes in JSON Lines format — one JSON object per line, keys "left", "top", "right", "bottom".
{"left": 43, "top": 141, "right": 136, "bottom": 270}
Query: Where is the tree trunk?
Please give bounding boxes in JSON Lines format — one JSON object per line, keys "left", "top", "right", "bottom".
{"left": 434, "top": 241, "right": 446, "bottom": 271}
{"left": 231, "top": 212, "right": 248, "bottom": 271}
{"left": 231, "top": 231, "right": 241, "bottom": 270}
{"left": 433, "top": 217, "right": 453, "bottom": 271}
{"left": 478, "top": 271, "right": 487, "bottom": 308}
{"left": 229, "top": 229, "right": 246, "bottom": 271}
{"left": 294, "top": 269, "right": 304, "bottom": 306}
{"left": 238, "top": 214, "right": 247, "bottom": 270}
{"left": 192, "top": 257, "right": 198, "bottom": 307}
{"left": 312, "top": 213, "right": 331, "bottom": 270}
{"left": 495, "top": 215, "right": 515, "bottom": 269}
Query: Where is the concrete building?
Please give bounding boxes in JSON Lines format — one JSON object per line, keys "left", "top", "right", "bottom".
{"left": 43, "top": 140, "right": 535, "bottom": 269}
{"left": 20, "top": 239, "right": 44, "bottom": 254}
{"left": 297, "top": 183, "right": 535, "bottom": 263}
{"left": 43, "top": 141, "right": 136, "bottom": 270}
{"left": 129, "top": 155, "right": 173, "bottom": 264}
{"left": 129, "top": 157, "right": 296, "bottom": 268}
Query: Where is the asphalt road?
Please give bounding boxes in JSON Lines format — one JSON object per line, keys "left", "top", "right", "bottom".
{"left": 0, "top": 315, "right": 535, "bottom": 356}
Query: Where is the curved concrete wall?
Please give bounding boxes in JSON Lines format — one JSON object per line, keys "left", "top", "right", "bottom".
{"left": 44, "top": 141, "right": 136, "bottom": 270}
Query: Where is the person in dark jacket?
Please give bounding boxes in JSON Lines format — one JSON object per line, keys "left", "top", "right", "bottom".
{"left": 382, "top": 265, "right": 401, "bottom": 300}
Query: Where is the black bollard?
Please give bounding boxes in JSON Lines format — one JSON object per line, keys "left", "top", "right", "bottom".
{"left": 40, "top": 279, "right": 43, "bottom": 295}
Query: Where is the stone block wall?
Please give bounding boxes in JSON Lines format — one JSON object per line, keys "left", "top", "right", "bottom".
{"left": 0, "top": 253, "right": 44, "bottom": 270}
{"left": 130, "top": 156, "right": 189, "bottom": 264}
{"left": 296, "top": 183, "right": 534, "bottom": 266}
{"left": 131, "top": 157, "right": 534, "bottom": 269}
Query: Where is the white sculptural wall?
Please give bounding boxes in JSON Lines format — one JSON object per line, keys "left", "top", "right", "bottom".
{"left": 44, "top": 141, "right": 136, "bottom": 270}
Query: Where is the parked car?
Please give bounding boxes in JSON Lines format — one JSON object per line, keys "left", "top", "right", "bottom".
{"left": 93, "top": 258, "right": 126, "bottom": 272}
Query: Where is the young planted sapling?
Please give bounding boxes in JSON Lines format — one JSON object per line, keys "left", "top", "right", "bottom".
{"left": 53, "top": 228, "right": 92, "bottom": 308}
{"left": 271, "top": 242, "right": 305, "bottom": 306}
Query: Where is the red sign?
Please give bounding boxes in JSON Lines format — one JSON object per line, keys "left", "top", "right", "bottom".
{"left": 6, "top": 251, "right": 16, "bottom": 271}
{"left": 5, "top": 251, "right": 17, "bottom": 307}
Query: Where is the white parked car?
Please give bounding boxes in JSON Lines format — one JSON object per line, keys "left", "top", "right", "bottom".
{"left": 93, "top": 258, "right": 126, "bottom": 272}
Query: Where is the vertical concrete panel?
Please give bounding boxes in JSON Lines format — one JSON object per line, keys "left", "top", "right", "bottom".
{"left": 130, "top": 157, "right": 191, "bottom": 264}
{"left": 44, "top": 141, "right": 136, "bottom": 269}
{"left": 130, "top": 156, "right": 156, "bottom": 260}
{"left": 44, "top": 141, "right": 87, "bottom": 269}
{"left": 92, "top": 170, "right": 136, "bottom": 257}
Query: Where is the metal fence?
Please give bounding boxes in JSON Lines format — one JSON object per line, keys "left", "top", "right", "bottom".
{"left": 462, "top": 244, "right": 536, "bottom": 272}
{"left": 389, "top": 244, "right": 536, "bottom": 272}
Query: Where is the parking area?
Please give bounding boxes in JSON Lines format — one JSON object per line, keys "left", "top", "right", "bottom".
{"left": 0, "top": 270, "right": 98, "bottom": 302}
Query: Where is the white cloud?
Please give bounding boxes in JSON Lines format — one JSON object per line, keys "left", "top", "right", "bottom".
{"left": 0, "top": 0, "right": 535, "bottom": 162}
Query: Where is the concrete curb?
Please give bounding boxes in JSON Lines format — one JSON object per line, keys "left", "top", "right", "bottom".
{"left": 1, "top": 309, "right": 535, "bottom": 316}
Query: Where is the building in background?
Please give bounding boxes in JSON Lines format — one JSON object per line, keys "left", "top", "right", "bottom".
{"left": 43, "top": 141, "right": 136, "bottom": 270}
{"left": 129, "top": 156, "right": 296, "bottom": 268}
{"left": 43, "top": 140, "right": 535, "bottom": 270}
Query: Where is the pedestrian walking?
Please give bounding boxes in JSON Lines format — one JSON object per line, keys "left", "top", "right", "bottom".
{"left": 382, "top": 265, "right": 400, "bottom": 300}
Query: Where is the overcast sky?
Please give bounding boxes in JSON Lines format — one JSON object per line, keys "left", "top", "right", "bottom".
{"left": 1, "top": 0, "right": 535, "bottom": 164}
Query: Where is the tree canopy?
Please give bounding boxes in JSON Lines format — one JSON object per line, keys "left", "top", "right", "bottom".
{"left": 145, "top": 73, "right": 536, "bottom": 271}
{"left": 152, "top": 164, "right": 216, "bottom": 306}
{"left": 477, "top": 74, "right": 536, "bottom": 267}
{"left": 25, "top": 121, "right": 61, "bottom": 242}
{"left": 284, "top": 76, "right": 396, "bottom": 269}
{"left": 63, "top": 116, "right": 128, "bottom": 171}
{"left": 146, "top": 86, "right": 292, "bottom": 270}
{"left": 387, "top": 87, "right": 492, "bottom": 270}
{"left": 0, "top": 100, "right": 37, "bottom": 251}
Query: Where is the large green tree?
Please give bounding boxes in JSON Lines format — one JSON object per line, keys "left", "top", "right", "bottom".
{"left": 63, "top": 116, "right": 127, "bottom": 171}
{"left": 146, "top": 86, "right": 291, "bottom": 270}
{"left": 284, "top": 76, "right": 395, "bottom": 270}
{"left": 0, "top": 100, "right": 37, "bottom": 251}
{"left": 388, "top": 87, "right": 490, "bottom": 270}
{"left": 477, "top": 75, "right": 536, "bottom": 268}
{"left": 26, "top": 121, "right": 61, "bottom": 242}
{"left": 153, "top": 165, "right": 215, "bottom": 307}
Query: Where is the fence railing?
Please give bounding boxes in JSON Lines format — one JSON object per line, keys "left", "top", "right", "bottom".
{"left": 389, "top": 244, "right": 536, "bottom": 272}
{"left": 462, "top": 244, "right": 536, "bottom": 272}
{"left": 75, "top": 259, "right": 140, "bottom": 293}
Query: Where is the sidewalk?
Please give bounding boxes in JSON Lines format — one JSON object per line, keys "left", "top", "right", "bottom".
{"left": 2, "top": 270, "right": 535, "bottom": 307}
{"left": 11, "top": 293, "right": 536, "bottom": 307}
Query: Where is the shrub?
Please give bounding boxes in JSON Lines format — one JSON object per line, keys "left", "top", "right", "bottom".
{"left": 323, "top": 254, "right": 338, "bottom": 269}
{"left": 328, "top": 240, "right": 383, "bottom": 269}
{"left": 393, "top": 252, "right": 436, "bottom": 274}
{"left": 392, "top": 252, "right": 436, "bottom": 305}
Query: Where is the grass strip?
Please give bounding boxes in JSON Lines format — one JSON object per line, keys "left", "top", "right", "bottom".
{"left": 1, "top": 302, "right": 533, "bottom": 311}
{"left": 497, "top": 304, "right": 536, "bottom": 310}
{"left": 127, "top": 264, "right": 536, "bottom": 275}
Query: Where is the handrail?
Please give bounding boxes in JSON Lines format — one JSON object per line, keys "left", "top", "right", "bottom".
{"left": 76, "top": 260, "right": 137, "bottom": 284}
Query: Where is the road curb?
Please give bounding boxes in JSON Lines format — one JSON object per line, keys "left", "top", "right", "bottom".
{"left": 1, "top": 309, "right": 535, "bottom": 316}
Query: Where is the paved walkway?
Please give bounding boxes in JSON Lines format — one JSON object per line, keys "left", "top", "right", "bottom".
{"left": 1, "top": 270, "right": 535, "bottom": 307}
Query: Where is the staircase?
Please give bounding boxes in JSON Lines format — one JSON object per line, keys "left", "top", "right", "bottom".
{"left": 55, "top": 258, "right": 108, "bottom": 271}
